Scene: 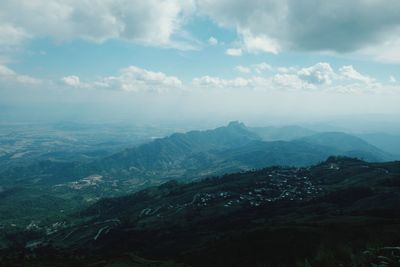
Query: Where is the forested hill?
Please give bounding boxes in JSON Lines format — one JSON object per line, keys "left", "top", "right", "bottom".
{"left": 5, "top": 157, "right": 399, "bottom": 266}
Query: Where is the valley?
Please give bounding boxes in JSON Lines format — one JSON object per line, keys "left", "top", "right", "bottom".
{"left": 0, "top": 122, "right": 399, "bottom": 266}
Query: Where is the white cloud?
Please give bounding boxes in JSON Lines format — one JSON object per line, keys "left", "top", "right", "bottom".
{"left": 191, "top": 72, "right": 388, "bottom": 94}
{"left": 0, "top": 24, "right": 30, "bottom": 47}
{"left": 272, "top": 74, "right": 313, "bottom": 90}
{"left": 116, "top": 66, "right": 182, "bottom": 91}
{"left": 297, "top": 63, "right": 336, "bottom": 85}
{"left": 339, "top": 65, "right": 374, "bottom": 83}
{"left": 208, "top": 36, "right": 218, "bottom": 46}
{"left": 357, "top": 33, "right": 400, "bottom": 63}
{"left": 253, "top": 62, "right": 273, "bottom": 73}
{"left": 276, "top": 67, "right": 297, "bottom": 74}
{"left": 234, "top": 62, "right": 272, "bottom": 74}
{"left": 0, "top": 0, "right": 195, "bottom": 49}
{"left": 0, "top": 25, "right": 30, "bottom": 62}
{"left": 196, "top": 0, "right": 400, "bottom": 59}
{"left": 192, "top": 72, "right": 311, "bottom": 91}
{"left": 192, "top": 73, "right": 317, "bottom": 91}
{"left": 390, "top": 75, "right": 397, "bottom": 83}
{"left": 62, "top": 66, "right": 182, "bottom": 92}
{"left": 235, "top": 65, "right": 251, "bottom": 74}
{"left": 1, "top": 0, "right": 400, "bottom": 63}
{"left": 239, "top": 29, "right": 280, "bottom": 54}
{"left": 4, "top": 62, "right": 394, "bottom": 95}
{"left": 14, "top": 75, "right": 42, "bottom": 85}
{"left": 225, "top": 48, "right": 242, "bottom": 56}
{"left": 193, "top": 62, "right": 392, "bottom": 93}
{"left": 61, "top": 75, "right": 90, "bottom": 89}
{"left": 0, "top": 64, "right": 41, "bottom": 85}
{"left": 193, "top": 76, "right": 250, "bottom": 88}
{"left": 0, "top": 65, "right": 15, "bottom": 76}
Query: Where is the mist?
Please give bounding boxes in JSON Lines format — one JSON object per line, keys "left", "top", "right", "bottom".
{"left": 1, "top": 83, "right": 399, "bottom": 133}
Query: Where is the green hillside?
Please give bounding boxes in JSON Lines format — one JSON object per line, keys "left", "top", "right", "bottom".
{"left": 3, "top": 157, "right": 399, "bottom": 266}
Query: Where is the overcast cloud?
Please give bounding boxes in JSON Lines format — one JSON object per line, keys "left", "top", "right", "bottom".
{"left": 1, "top": 1, "right": 399, "bottom": 55}
{"left": 197, "top": 0, "right": 400, "bottom": 59}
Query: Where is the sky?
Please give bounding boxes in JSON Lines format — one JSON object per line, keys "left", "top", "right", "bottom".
{"left": 0, "top": 0, "right": 400, "bottom": 126}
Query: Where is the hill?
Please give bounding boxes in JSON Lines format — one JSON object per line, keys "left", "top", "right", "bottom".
{"left": 4, "top": 157, "right": 400, "bottom": 266}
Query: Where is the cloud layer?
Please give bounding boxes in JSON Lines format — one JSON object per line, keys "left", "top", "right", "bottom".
{"left": 1, "top": 0, "right": 400, "bottom": 59}
{"left": 0, "top": 65, "right": 41, "bottom": 85}
{"left": 62, "top": 66, "right": 182, "bottom": 92}
{"left": 0, "top": 0, "right": 195, "bottom": 50}
{"left": 1, "top": 1, "right": 399, "bottom": 124}
{"left": 53, "top": 62, "right": 394, "bottom": 95}
{"left": 197, "top": 0, "right": 400, "bottom": 58}
{"left": 1, "top": 63, "right": 399, "bottom": 125}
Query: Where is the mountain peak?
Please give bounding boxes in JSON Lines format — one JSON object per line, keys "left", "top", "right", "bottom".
{"left": 227, "top": 121, "right": 246, "bottom": 128}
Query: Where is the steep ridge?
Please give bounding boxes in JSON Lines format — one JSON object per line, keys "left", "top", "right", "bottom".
{"left": 91, "top": 121, "right": 260, "bottom": 172}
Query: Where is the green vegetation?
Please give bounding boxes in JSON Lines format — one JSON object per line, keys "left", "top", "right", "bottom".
{"left": 1, "top": 122, "right": 399, "bottom": 266}
{"left": 1, "top": 157, "right": 399, "bottom": 266}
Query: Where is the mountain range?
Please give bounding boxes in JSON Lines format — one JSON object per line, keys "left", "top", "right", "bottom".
{"left": 1, "top": 121, "right": 394, "bottom": 190}
{"left": 0, "top": 122, "right": 400, "bottom": 266}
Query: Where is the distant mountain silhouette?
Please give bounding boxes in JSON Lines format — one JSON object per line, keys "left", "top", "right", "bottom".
{"left": 249, "top": 125, "right": 316, "bottom": 141}
{"left": 357, "top": 132, "right": 400, "bottom": 158}
{"left": 299, "top": 132, "right": 391, "bottom": 162}
{"left": 0, "top": 122, "right": 392, "bottom": 188}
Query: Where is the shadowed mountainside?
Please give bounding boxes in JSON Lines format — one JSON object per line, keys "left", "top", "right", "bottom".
{"left": 3, "top": 157, "right": 399, "bottom": 267}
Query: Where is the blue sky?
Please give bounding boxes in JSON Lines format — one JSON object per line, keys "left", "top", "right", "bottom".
{"left": 0, "top": 0, "right": 399, "bottom": 124}
{"left": 7, "top": 17, "right": 400, "bottom": 83}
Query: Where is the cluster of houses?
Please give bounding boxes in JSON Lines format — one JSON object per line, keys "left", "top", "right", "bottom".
{"left": 142, "top": 167, "right": 324, "bottom": 218}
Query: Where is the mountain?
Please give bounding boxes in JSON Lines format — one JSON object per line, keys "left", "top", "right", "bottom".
{"left": 92, "top": 121, "right": 260, "bottom": 173}
{"left": 209, "top": 139, "right": 332, "bottom": 169}
{"left": 7, "top": 157, "right": 400, "bottom": 266}
{"left": 0, "top": 123, "right": 392, "bottom": 190}
{"left": 357, "top": 132, "right": 400, "bottom": 159}
{"left": 298, "top": 132, "right": 392, "bottom": 162}
{"left": 249, "top": 125, "right": 316, "bottom": 141}
{"left": 0, "top": 122, "right": 257, "bottom": 184}
{"left": 0, "top": 122, "right": 398, "bottom": 266}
